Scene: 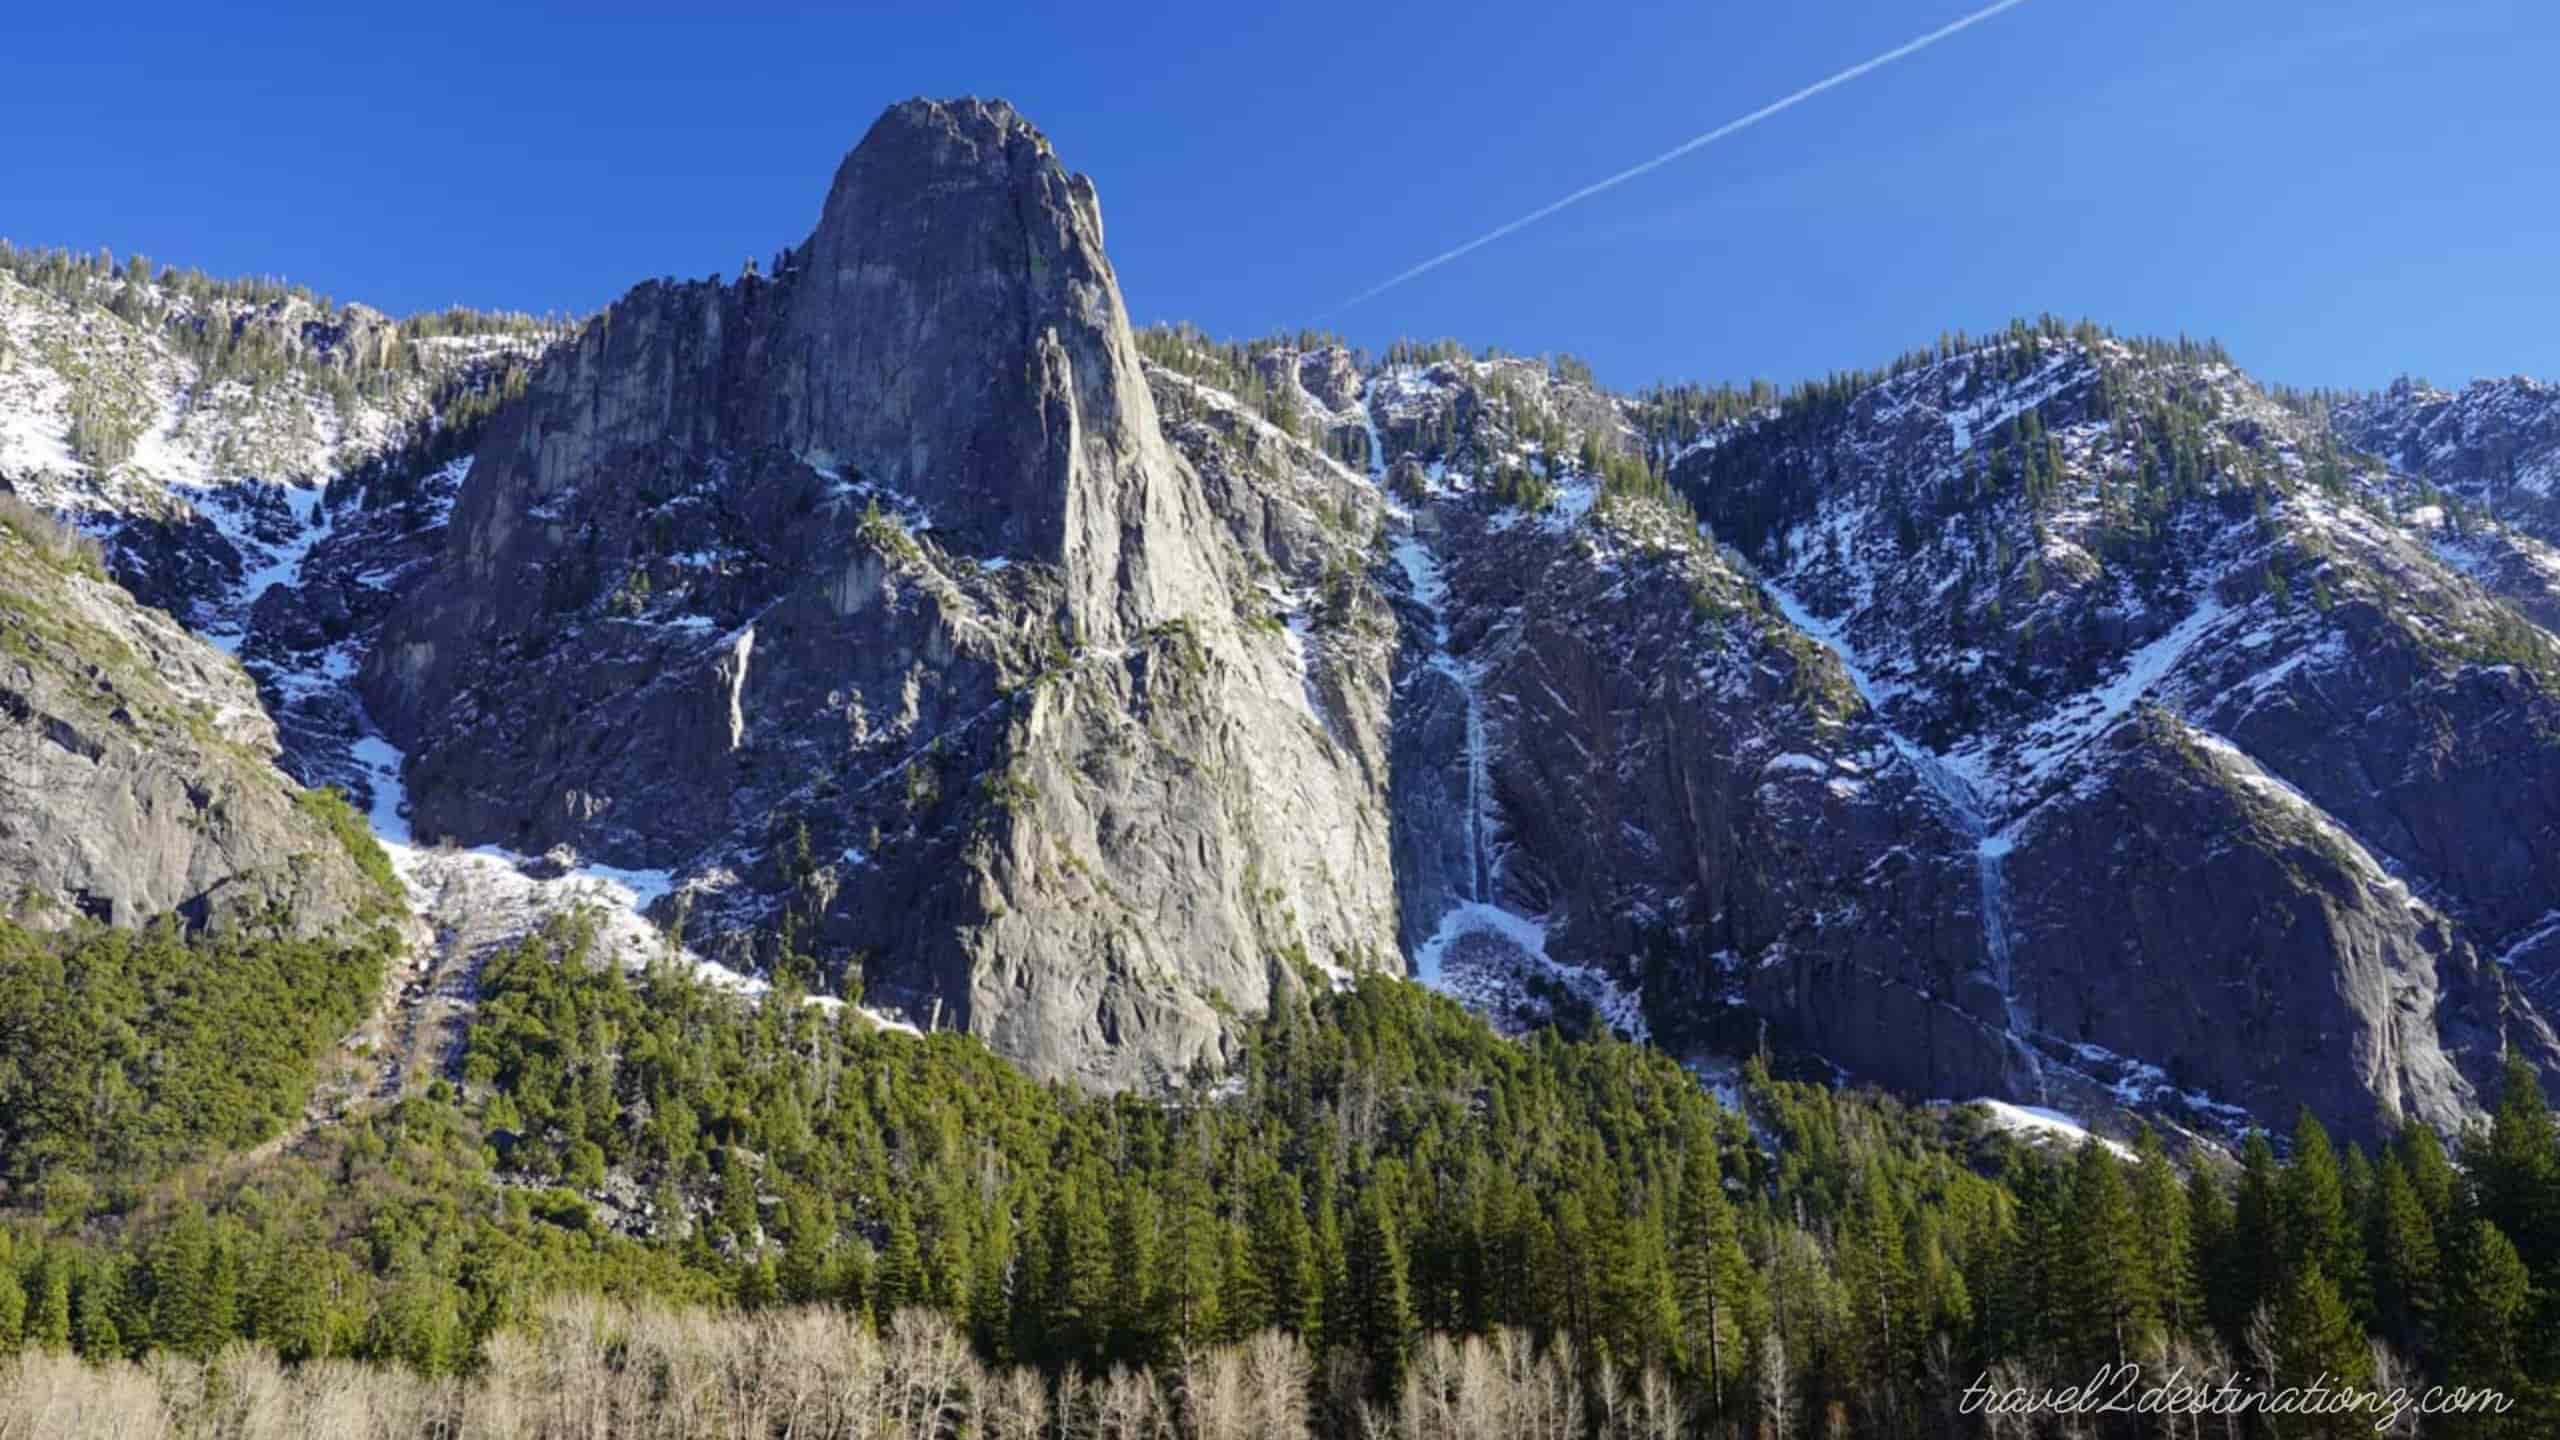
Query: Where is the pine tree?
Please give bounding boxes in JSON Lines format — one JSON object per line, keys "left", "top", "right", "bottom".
{"left": 71, "top": 1260, "right": 123, "bottom": 1358}
{"left": 366, "top": 1259, "right": 463, "bottom": 1375}
{"left": 2232, "top": 1130, "right": 2289, "bottom": 1326}
{"left": 1591, "top": 1188, "right": 1679, "bottom": 1374}
{"left": 2442, "top": 1220, "right": 2532, "bottom": 1433}
{"left": 1212, "top": 1223, "right": 1259, "bottom": 1347}
{"left": 836, "top": 1232, "right": 876, "bottom": 1328}
{"left": 2130, "top": 1125, "right": 2197, "bottom": 1335}
{"left": 2060, "top": 1139, "right": 2152, "bottom": 1369}
{"left": 1311, "top": 1190, "right": 1350, "bottom": 1354}
{"left": 2187, "top": 1161, "right": 2247, "bottom": 1349}
{"left": 2282, "top": 1110, "right": 2364, "bottom": 1321}
{"left": 249, "top": 1237, "right": 341, "bottom": 1363}
{"left": 1042, "top": 1171, "right": 1112, "bottom": 1364}
{"left": 1674, "top": 1138, "right": 1762, "bottom": 1414}
{"left": 1550, "top": 1190, "right": 1599, "bottom": 1343}
{"left": 966, "top": 1203, "right": 1015, "bottom": 1360}
{"left": 2474, "top": 1055, "right": 2560, "bottom": 1281}
{"left": 2368, "top": 1155, "right": 2440, "bottom": 1356}
{"left": 1151, "top": 1166, "right": 1222, "bottom": 1357}
{"left": 876, "top": 1201, "right": 923, "bottom": 1317}
{"left": 1837, "top": 1163, "right": 1918, "bottom": 1424}
{"left": 148, "top": 1210, "right": 227, "bottom": 1357}
{"left": 27, "top": 1252, "right": 70, "bottom": 1351}
{"left": 1344, "top": 1188, "right": 1417, "bottom": 1396}
{"left": 1484, "top": 1180, "right": 1545, "bottom": 1331}
{"left": 2262, "top": 1261, "right": 2372, "bottom": 1435}
{"left": 1246, "top": 1171, "right": 1319, "bottom": 1336}
{"left": 717, "top": 1148, "right": 759, "bottom": 1244}
{"left": 0, "top": 1260, "right": 23, "bottom": 1351}
{"left": 1107, "top": 1178, "right": 1161, "bottom": 1363}
{"left": 922, "top": 1187, "right": 974, "bottom": 1316}
{"left": 1994, "top": 1156, "right": 2067, "bottom": 1361}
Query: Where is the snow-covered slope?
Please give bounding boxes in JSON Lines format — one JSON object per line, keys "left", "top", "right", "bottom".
{"left": 2335, "top": 375, "right": 2560, "bottom": 522}
{"left": 1675, "top": 326, "right": 2560, "bottom": 1139}
{"left": 0, "top": 256, "right": 551, "bottom": 637}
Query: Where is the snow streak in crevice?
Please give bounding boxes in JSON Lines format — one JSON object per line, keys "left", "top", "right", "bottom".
{"left": 1387, "top": 470, "right": 1646, "bottom": 1040}
{"left": 1760, "top": 579, "right": 2049, "bottom": 1102}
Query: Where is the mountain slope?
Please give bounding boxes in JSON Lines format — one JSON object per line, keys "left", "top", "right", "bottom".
{"left": 1158, "top": 324, "right": 2560, "bottom": 1141}
{"left": 0, "top": 501, "right": 392, "bottom": 935}
{"left": 6, "top": 102, "right": 2559, "bottom": 1145}
{"left": 1669, "top": 327, "right": 2560, "bottom": 1137}
{"left": 359, "top": 99, "right": 1398, "bottom": 1086}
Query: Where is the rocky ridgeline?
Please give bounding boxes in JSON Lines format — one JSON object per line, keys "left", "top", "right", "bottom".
{"left": 5, "top": 100, "right": 2560, "bottom": 1144}
{"left": 2335, "top": 374, "right": 2560, "bottom": 522}
{"left": 358, "top": 99, "right": 1396, "bottom": 1089}
{"left": 0, "top": 260, "right": 547, "bottom": 632}
{"left": 1670, "top": 334, "right": 2560, "bottom": 1138}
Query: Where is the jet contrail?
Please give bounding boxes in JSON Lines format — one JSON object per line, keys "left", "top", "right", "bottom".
{"left": 1320, "top": 0, "right": 2041, "bottom": 317}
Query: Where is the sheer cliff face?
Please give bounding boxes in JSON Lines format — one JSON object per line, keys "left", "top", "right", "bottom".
{"left": 361, "top": 99, "right": 1396, "bottom": 1087}
{"left": 779, "top": 102, "right": 1227, "bottom": 636}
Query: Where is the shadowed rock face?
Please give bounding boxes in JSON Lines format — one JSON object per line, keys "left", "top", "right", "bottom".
{"left": 361, "top": 99, "right": 1396, "bottom": 1088}
{"left": 777, "top": 100, "right": 1228, "bottom": 636}
{"left": 1308, "top": 329, "right": 2560, "bottom": 1144}
{"left": 1999, "top": 710, "right": 2554, "bottom": 1137}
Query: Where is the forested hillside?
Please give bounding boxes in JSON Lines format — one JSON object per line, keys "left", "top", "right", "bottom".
{"left": 5, "top": 912, "right": 2557, "bottom": 1436}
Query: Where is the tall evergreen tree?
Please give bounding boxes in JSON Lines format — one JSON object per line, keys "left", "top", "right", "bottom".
{"left": 0, "top": 1259, "right": 23, "bottom": 1352}
{"left": 1311, "top": 1182, "right": 1351, "bottom": 1354}
{"left": 70, "top": 1261, "right": 123, "bottom": 1359}
{"left": 2060, "top": 1139, "right": 2152, "bottom": 1369}
{"left": 1674, "top": 1136, "right": 1762, "bottom": 1414}
{"left": 2474, "top": 1055, "right": 2560, "bottom": 1281}
{"left": 2395, "top": 1123, "right": 2459, "bottom": 1238}
{"left": 2129, "top": 1125, "right": 2196, "bottom": 1336}
{"left": 1106, "top": 1178, "right": 1160, "bottom": 1363}
{"left": 2262, "top": 1261, "right": 2372, "bottom": 1439}
{"left": 1995, "top": 1155, "right": 2066, "bottom": 1361}
{"left": 2282, "top": 1110, "right": 2365, "bottom": 1322}
{"left": 875, "top": 1201, "right": 923, "bottom": 1317}
{"left": 1040, "top": 1171, "right": 1111, "bottom": 1365}
{"left": 2368, "top": 1155, "right": 2441, "bottom": 1356}
{"left": 1211, "top": 1223, "right": 1258, "bottom": 1347}
{"left": 1838, "top": 1165, "right": 1918, "bottom": 1429}
{"left": 1247, "top": 1170, "right": 1320, "bottom": 1338}
{"left": 26, "top": 1252, "right": 70, "bottom": 1352}
{"left": 2442, "top": 1220, "right": 2533, "bottom": 1438}
{"left": 1343, "top": 1188, "right": 1417, "bottom": 1397}
{"left": 1150, "top": 1166, "right": 1222, "bottom": 1356}
{"left": 2188, "top": 1163, "right": 2245, "bottom": 1346}
{"left": 147, "top": 1210, "right": 236, "bottom": 1358}
{"left": 2232, "top": 1130, "right": 2289, "bottom": 1327}
{"left": 248, "top": 1236, "right": 343, "bottom": 1364}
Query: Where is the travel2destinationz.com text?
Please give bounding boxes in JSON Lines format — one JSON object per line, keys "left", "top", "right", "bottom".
{"left": 1961, "top": 1364, "right": 2513, "bottom": 1434}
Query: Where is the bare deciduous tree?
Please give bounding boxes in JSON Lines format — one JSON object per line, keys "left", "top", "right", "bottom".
{"left": 1756, "top": 1329, "right": 1795, "bottom": 1440}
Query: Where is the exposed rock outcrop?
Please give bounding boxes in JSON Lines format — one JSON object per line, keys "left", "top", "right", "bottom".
{"left": 0, "top": 521, "right": 390, "bottom": 935}
{"left": 362, "top": 99, "right": 1397, "bottom": 1086}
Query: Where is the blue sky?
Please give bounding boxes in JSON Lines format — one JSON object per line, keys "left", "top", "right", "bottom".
{"left": 3, "top": 0, "right": 2549, "bottom": 393}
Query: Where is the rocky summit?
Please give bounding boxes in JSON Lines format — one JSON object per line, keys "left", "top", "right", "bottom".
{"left": 6, "top": 97, "right": 2560, "bottom": 1142}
